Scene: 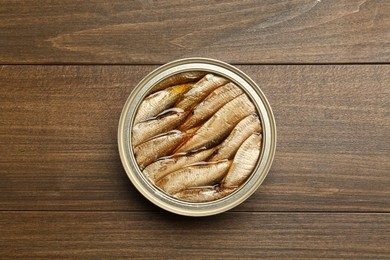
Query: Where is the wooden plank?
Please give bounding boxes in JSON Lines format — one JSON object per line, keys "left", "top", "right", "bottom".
{"left": 1, "top": 0, "right": 389, "bottom": 64}
{"left": 0, "top": 65, "right": 389, "bottom": 212}
{"left": 0, "top": 143, "right": 154, "bottom": 211}
{"left": 0, "top": 65, "right": 143, "bottom": 144}
{"left": 1, "top": 212, "right": 389, "bottom": 258}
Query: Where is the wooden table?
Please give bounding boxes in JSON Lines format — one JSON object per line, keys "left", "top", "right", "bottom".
{"left": 1, "top": 1, "right": 389, "bottom": 258}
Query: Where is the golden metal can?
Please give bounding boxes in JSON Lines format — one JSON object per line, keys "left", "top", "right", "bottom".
{"left": 118, "top": 57, "right": 276, "bottom": 216}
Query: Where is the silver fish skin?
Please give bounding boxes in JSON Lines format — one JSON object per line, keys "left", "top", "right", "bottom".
{"left": 132, "top": 110, "right": 187, "bottom": 146}
{"left": 151, "top": 71, "right": 207, "bottom": 93}
{"left": 134, "top": 83, "right": 191, "bottom": 124}
{"left": 222, "top": 134, "right": 261, "bottom": 188}
{"left": 143, "top": 147, "right": 217, "bottom": 183}
{"left": 174, "top": 187, "right": 236, "bottom": 203}
{"left": 179, "top": 82, "right": 243, "bottom": 131}
{"left": 133, "top": 131, "right": 186, "bottom": 169}
{"left": 175, "top": 94, "right": 256, "bottom": 153}
{"left": 175, "top": 74, "right": 229, "bottom": 111}
{"left": 210, "top": 114, "right": 261, "bottom": 161}
{"left": 156, "top": 160, "right": 231, "bottom": 194}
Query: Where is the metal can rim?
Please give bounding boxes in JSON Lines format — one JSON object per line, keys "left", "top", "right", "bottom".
{"left": 118, "top": 57, "right": 277, "bottom": 216}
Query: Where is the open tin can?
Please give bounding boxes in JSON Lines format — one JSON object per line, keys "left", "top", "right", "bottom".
{"left": 118, "top": 57, "right": 276, "bottom": 216}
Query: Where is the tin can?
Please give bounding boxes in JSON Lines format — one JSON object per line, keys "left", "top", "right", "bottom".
{"left": 118, "top": 57, "right": 276, "bottom": 216}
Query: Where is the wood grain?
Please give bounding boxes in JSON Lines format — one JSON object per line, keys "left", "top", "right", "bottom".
{"left": 1, "top": 0, "right": 389, "bottom": 64}
{"left": 1, "top": 212, "right": 389, "bottom": 259}
{"left": 1, "top": 65, "right": 389, "bottom": 212}
{"left": 2, "top": 1, "right": 389, "bottom": 258}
